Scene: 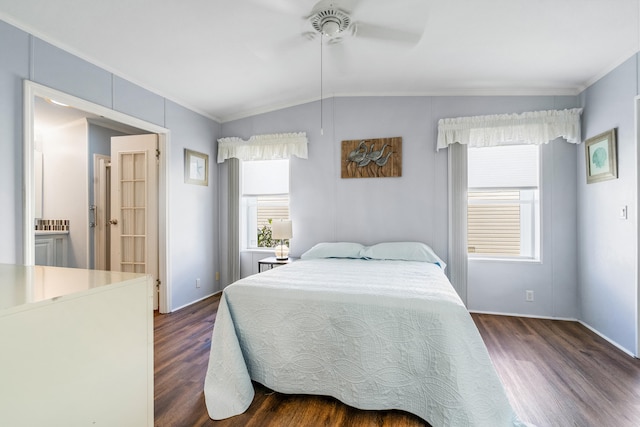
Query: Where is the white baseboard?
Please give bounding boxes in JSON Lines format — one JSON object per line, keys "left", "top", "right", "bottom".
{"left": 170, "top": 291, "right": 222, "bottom": 313}
{"left": 578, "top": 320, "right": 636, "bottom": 358}
{"left": 469, "top": 310, "right": 577, "bottom": 322}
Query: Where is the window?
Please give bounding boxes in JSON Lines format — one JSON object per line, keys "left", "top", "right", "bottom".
{"left": 241, "top": 159, "right": 289, "bottom": 249}
{"left": 467, "top": 145, "right": 540, "bottom": 260}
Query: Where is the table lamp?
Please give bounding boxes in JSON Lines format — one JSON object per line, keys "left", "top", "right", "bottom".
{"left": 271, "top": 219, "right": 292, "bottom": 260}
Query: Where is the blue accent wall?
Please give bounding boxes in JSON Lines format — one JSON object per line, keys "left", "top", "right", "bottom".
{"left": 578, "top": 55, "right": 638, "bottom": 354}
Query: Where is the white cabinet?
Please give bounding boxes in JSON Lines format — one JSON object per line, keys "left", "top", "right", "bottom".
{"left": 0, "top": 265, "right": 153, "bottom": 427}
{"left": 35, "top": 232, "right": 68, "bottom": 267}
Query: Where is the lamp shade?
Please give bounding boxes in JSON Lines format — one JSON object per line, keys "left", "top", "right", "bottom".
{"left": 271, "top": 219, "right": 292, "bottom": 240}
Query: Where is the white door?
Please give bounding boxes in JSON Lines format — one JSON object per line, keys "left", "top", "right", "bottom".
{"left": 110, "top": 134, "right": 159, "bottom": 309}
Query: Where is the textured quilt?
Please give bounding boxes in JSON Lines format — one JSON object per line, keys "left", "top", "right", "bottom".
{"left": 204, "top": 258, "right": 528, "bottom": 426}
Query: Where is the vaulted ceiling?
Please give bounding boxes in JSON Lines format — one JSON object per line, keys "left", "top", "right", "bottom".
{"left": 1, "top": 0, "right": 638, "bottom": 122}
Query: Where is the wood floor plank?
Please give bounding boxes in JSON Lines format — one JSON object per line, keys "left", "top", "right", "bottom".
{"left": 472, "top": 314, "right": 640, "bottom": 427}
{"left": 154, "top": 296, "right": 640, "bottom": 427}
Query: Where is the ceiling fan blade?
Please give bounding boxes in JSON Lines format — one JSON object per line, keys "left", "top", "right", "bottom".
{"left": 326, "top": 40, "right": 349, "bottom": 75}
{"left": 352, "top": 21, "right": 423, "bottom": 45}
{"left": 248, "top": 34, "right": 308, "bottom": 61}
{"left": 248, "top": 0, "right": 303, "bottom": 16}
{"left": 339, "top": 0, "right": 363, "bottom": 14}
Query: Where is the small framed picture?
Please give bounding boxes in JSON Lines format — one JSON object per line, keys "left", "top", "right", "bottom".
{"left": 585, "top": 128, "right": 617, "bottom": 184}
{"left": 184, "top": 149, "right": 209, "bottom": 186}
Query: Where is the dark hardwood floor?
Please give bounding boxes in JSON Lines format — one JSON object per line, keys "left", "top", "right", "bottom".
{"left": 154, "top": 295, "right": 640, "bottom": 427}
{"left": 473, "top": 314, "right": 640, "bottom": 427}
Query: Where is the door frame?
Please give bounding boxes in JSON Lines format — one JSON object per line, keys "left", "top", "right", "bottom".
{"left": 23, "top": 80, "right": 172, "bottom": 313}
{"left": 94, "top": 154, "right": 111, "bottom": 272}
{"left": 636, "top": 95, "right": 640, "bottom": 358}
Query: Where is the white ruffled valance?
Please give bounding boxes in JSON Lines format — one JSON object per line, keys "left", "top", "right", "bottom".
{"left": 217, "top": 132, "right": 308, "bottom": 163}
{"left": 436, "top": 108, "right": 583, "bottom": 151}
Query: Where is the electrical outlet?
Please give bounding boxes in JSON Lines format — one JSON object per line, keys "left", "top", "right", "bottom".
{"left": 215, "top": 271, "right": 220, "bottom": 281}
{"left": 196, "top": 278, "right": 201, "bottom": 288}
{"left": 525, "top": 290, "right": 534, "bottom": 302}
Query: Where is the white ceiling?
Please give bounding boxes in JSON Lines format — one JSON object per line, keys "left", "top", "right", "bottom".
{"left": 2, "top": 0, "right": 639, "bottom": 122}
{"left": 34, "top": 96, "right": 146, "bottom": 134}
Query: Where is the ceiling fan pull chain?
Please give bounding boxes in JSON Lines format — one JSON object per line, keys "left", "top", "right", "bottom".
{"left": 320, "top": 34, "right": 324, "bottom": 136}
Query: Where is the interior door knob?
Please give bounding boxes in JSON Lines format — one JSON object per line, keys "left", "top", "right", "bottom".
{"left": 109, "top": 218, "right": 118, "bottom": 225}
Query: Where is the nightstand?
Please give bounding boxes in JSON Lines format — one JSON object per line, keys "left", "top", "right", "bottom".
{"left": 258, "top": 256, "right": 298, "bottom": 273}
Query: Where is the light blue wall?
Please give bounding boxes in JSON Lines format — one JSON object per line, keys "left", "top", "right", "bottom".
{"left": 165, "top": 100, "right": 220, "bottom": 309}
{"left": 578, "top": 55, "right": 638, "bottom": 353}
{"left": 0, "top": 20, "right": 29, "bottom": 263}
{"left": 0, "top": 19, "right": 221, "bottom": 311}
{"left": 221, "top": 97, "right": 448, "bottom": 256}
{"left": 221, "top": 95, "right": 580, "bottom": 319}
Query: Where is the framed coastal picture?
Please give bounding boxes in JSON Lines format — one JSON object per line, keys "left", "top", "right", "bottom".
{"left": 184, "top": 149, "right": 209, "bottom": 186}
{"left": 585, "top": 129, "right": 617, "bottom": 184}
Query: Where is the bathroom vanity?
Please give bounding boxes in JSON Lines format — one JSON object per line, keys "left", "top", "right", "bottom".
{"left": 34, "top": 231, "right": 69, "bottom": 267}
{"left": 0, "top": 264, "right": 153, "bottom": 426}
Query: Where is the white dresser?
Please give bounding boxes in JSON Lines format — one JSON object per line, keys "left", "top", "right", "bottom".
{"left": 0, "top": 264, "right": 153, "bottom": 427}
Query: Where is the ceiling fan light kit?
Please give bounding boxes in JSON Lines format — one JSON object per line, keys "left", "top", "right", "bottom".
{"left": 310, "top": 7, "right": 351, "bottom": 38}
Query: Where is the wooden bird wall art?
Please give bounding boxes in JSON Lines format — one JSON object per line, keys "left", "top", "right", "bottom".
{"left": 341, "top": 137, "right": 402, "bottom": 179}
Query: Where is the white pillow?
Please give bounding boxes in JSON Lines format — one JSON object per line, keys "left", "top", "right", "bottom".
{"left": 300, "top": 242, "right": 365, "bottom": 259}
{"left": 360, "top": 242, "right": 446, "bottom": 270}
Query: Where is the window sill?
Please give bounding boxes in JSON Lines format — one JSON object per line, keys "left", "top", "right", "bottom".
{"left": 242, "top": 248, "right": 274, "bottom": 254}
{"left": 468, "top": 256, "right": 541, "bottom": 264}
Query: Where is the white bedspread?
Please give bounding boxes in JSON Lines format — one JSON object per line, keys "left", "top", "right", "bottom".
{"left": 204, "top": 259, "right": 528, "bottom": 426}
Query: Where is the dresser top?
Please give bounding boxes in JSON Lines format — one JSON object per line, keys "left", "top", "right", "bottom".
{"left": 0, "top": 264, "right": 148, "bottom": 312}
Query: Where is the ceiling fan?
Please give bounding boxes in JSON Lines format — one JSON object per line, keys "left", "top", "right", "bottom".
{"left": 248, "top": 0, "right": 427, "bottom": 133}
{"left": 250, "top": 0, "right": 426, "bottom": 56}
{"left": 304, "top": 0, "right": 424, "bottom": 45}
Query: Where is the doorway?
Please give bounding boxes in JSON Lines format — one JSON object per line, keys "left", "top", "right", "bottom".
{"left": 23, "top": 80, "right": 172, "bottom": 313}
{"left": 636, "top": 95, "right": 640, "bottom": 358}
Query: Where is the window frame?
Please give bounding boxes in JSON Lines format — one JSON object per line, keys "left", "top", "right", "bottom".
{"left": 239, "top": 159, "right": 290, "bottom": 251}
{"left": 467, "top": 145, "right": 542, "bottom": 262}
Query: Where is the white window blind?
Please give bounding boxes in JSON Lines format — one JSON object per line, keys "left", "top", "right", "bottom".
{"left": 242, "top": 159, "right": 289, "bottom": 195}
{"left": 468, "top": 145, "right": 538, "bottom": 189}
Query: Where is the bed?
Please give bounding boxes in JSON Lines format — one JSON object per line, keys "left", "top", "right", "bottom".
{"left": 204, "top": 242, "right": 528, "bottom": 426}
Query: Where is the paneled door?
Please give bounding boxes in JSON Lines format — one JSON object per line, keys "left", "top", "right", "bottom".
{"left": 110, "top": 134, "right": 159, "bottom": 309}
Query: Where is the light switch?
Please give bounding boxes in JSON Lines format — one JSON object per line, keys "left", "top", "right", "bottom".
{"left": 620, "top": 205, "right": 628, "bottom": 220}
